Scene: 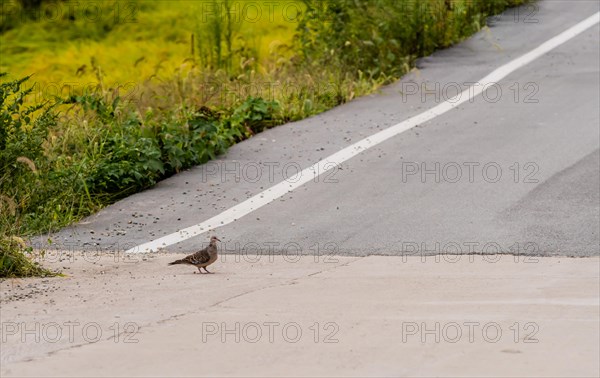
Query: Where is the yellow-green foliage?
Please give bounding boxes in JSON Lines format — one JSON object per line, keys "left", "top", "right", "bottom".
{"left": 1, "top": 0, "right": 301, "bottom": 100}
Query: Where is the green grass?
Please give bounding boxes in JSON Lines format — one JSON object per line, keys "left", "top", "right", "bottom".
{"left": 0, "top": 237, "right": 59, "bottom": 278}
{"left": 0, "top": 0, "right": 529, "bottom": 277}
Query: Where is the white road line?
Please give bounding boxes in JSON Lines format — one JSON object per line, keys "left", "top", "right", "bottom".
{"left": 127, "top": 12, "right": 600, "bottom": 253}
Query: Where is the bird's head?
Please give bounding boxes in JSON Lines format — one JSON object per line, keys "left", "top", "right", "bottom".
{"left": 210, "top": 236, "right": 221, "bottom": 244}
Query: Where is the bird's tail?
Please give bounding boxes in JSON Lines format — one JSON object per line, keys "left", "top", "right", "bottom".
{"left": 168, "top": 260, "right": 183, "bottom": 266}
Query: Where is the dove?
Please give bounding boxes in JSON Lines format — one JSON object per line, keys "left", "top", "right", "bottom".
{"left": 168, "top": 236, "right": 220, "bottom": 274}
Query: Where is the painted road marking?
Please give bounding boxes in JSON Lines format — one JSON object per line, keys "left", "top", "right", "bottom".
{"left": 127, "top": 12, "right": 600, "bottom": 253}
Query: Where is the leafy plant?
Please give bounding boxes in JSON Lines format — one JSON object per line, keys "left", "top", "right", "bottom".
{"left": 229, "top": 96, "right": 280, "bottom": 136}
{"left": 0, "top": 73, "right": 57, "bottom": 233}
{"left": 297, "top": 0, "right": 528, "bottom": 81}
{"left": 0, "top": 73, "right": 60, "bottom": 277}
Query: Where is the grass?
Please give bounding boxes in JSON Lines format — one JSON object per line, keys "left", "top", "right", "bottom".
{"left": 0, "top": 237, "right": 59, "bottom": 278}
{"left": 0, "top": 0, "right": 529, "bottom": 277}
{"left": 0, "top": 0, "right": 299, "bottom": 96}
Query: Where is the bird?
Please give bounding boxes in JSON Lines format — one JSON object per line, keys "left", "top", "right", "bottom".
{"left": 168, "top": 236, "right": 221, "bottom": 274}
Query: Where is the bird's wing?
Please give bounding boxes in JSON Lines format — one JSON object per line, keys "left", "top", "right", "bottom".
{"left": 183, "top": 247, "right": 210, "bottom": 265}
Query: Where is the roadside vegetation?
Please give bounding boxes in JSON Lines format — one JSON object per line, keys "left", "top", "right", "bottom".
{"left": 0, "top": 0, "right": 527, "bottom": 277}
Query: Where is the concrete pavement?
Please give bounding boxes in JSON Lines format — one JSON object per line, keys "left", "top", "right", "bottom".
{"left": 1, "top": 253, "right": 598, "bottom": 377}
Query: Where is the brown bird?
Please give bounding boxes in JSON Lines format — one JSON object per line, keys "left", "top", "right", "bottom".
{"left": 168, "top": 236, "right": 221, "bottom": 274}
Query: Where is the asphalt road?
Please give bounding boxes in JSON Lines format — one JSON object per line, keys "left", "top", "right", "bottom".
{"left": 35, "top": 0, "right": 600, "bottom": 257}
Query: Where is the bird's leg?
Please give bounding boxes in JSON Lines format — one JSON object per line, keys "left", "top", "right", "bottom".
{"left": 203, "top": 267, "right": 213, "bottom": 274}
{"left": 196, "top": 267, "right": 204, "bottom": 274}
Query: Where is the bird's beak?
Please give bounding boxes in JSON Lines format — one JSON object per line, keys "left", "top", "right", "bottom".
{"left": 215, "top": 237, "right": 221, "bottom": 242}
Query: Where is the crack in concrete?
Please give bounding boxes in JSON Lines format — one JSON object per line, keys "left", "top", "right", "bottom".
{"left": 209, "top": 257, "right": 365, "bottom": 308}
